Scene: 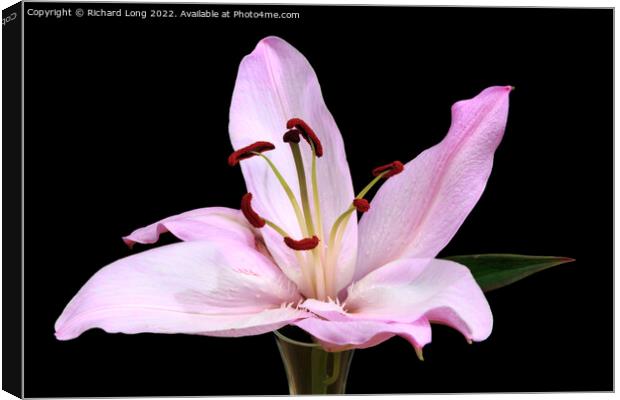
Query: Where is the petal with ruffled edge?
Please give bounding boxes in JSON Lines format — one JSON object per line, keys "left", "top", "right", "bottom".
{"left": 122, "top": 207, "right": 257, "bottom": 249}
{"left": 55, "top": 240, "right": 308, "bottom": 340}
{"left": 229, "top": 36, "right": 357, "bottom": 294}
{"left": 294, "top": 317, "right": 431, "bottom": 352}
{"left": 345, "top": 258, "right": 492, "bottom": 342}
{"left": 355, "top": 86, "right": 511, "bottom": 281}
{"left": 298, "top": 297, "right": 431, "bottom": 352}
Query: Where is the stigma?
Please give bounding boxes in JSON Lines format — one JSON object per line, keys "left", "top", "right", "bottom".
{"left": 283, "top": 129, "right": 301, "bottom": 143}
{"left": 287, "top": 118, "right": 324, "bottom": 157}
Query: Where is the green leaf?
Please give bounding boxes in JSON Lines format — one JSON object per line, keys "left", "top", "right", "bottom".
{"left": 443, "top": 254, "right": 575, "bottom": 292}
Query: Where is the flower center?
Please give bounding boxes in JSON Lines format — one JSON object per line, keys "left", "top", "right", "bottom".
{"left": 229, "top": 118, "right": 403, "bottom": 300}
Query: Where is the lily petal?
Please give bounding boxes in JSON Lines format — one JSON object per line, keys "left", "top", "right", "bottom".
{"left": 229, "top": 36, "right": 357, "bottom": 290}
{"left": 122, "top": 207, "right": 257, "bottom": 248}
{"left": 345, "top": 258, "right": 493, "bottom": 342}
{"left": 356, "top": 86, "right": 511, "bottom": 280}
{"left": 55, "top": 240, "right": 308, "bottom": 340}
{"left": 294, "top": 317, "right": 431, "bottom": 352}
{"left": 122, "top": 207, "right": 306, "bottom": 288}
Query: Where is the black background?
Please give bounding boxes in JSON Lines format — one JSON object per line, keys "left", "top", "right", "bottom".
{"left": 23, "top": 4, "right": 612, "bottom": 396}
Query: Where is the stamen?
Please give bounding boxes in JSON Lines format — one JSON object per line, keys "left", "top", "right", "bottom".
{"left": 372, "top": 161, "right": 404, "bottom": 178}
{"left": 287, "top": 118, "right": 324, "bottom": 157}
{"left": 228, "top": 141, "right": 275, "bottom": 166}
{"left": 324, "top": 162, "right": 405, "bottom": 297}
{"left": 240, "top": 193, "right": 265, "bottom": 228}
{"left": 284, "top": 235, "right": 320, "bottom": 251}
{"left": 282, "top": 129, "right": 301, "bottom": 144}
{"left": 353, "top": 198, "right": 370, "bottom": 213}
{"left": 328, "top": 206, "right": 355, "bottom": 249}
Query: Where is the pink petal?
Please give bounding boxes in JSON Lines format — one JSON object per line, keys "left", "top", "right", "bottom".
{"left": 229, "top": 36, "right": 357, "bottom": 291}
{"left": 294, "top": 317, "right": 431, "bottom": 352}
{"left": 356, "top": 86, "right": 511, "bottom": 280}
{"left": 122, "top": 207, "right": 256, "bottom": 248}
{"left": 55, "top": 240, "right": 308, "bottom": 340}
{"left": 298, "top": 299, "right": 431, "bottom": 352}
{"left": 345, "top": 258, "right": 493, "bottom": 342}
{"left": 122, "top": 207, "right": 306, "bottom": 290}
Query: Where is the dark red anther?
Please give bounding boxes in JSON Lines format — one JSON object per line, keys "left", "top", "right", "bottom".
{"left": 353, "top": 198, "right": 370, "bottom": 213}
{"left": 284, "top": 235, "right": 320, "bottom": 251}
{"left": 372, "top": 161, "right": 404, "bottom": 179}
{"left": 240, "top": 193, "right": 265, "bottom": 228}
{"left": 282, "top": 129, "right": 301, "bottom": 144}
{"left": 228, "top": 141, "right": 275, "bottom": 166}
{"left": 286, "top": 118, "right": 324, "bottom": 157}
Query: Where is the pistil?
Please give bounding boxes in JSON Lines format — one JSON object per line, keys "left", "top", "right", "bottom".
{"left": 287, "top": 118, "right": 324, "bottom": 157}
{"left": 230, "top": 137, "right": 327, "bottom": 299}
{"left": 285, "top": 119, "right": 328, "bottom": 300}
{"left": 285, "top": 134, "right": 316, "bottom": 236}
{"left": 231, "top": 134, "right": 403, "bottom": 302}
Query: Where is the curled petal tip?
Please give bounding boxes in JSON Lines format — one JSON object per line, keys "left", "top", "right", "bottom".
{"left": 258, "top": 35, "right": 283, "bottom": 46}
{"left": 506, "top": 85, "right": 515, "bottom": 92}
{"left": 122, "top": 238, "right": 135, "bottom": 249}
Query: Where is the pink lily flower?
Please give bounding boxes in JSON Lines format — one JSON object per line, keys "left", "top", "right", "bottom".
{"left": 55, "top": 36, "right": 511, "bottom": 355}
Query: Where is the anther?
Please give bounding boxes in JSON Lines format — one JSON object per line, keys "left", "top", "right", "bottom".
{"left": 240, "top": 193, "right": 265, "bottom": 228}
{"left": 286, "top": 118, "right": 324, "bottom": 157}
{"left": 372, "top": 161, "right": 404, "bottom": 178}
{"left": 353, "top": 198, "right": 370, "bottom": 213}
{"left": 284, "top": 235, "right": 320, "bottom": 251}
{"left": 283, "top": 129, "right": 301, "bottom": 144}
{"left": 228, "top": 141, "right": 275, "bottom": 166}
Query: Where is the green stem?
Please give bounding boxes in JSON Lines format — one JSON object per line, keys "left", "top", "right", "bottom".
{"left": 324, "top": 351, "right": 342, "bottom": 385}
{"left": 311, "top": 347, "right": 329, "bottom": 394}
{"left": 275, "top": 331, "right": 355, "bottom": 394}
